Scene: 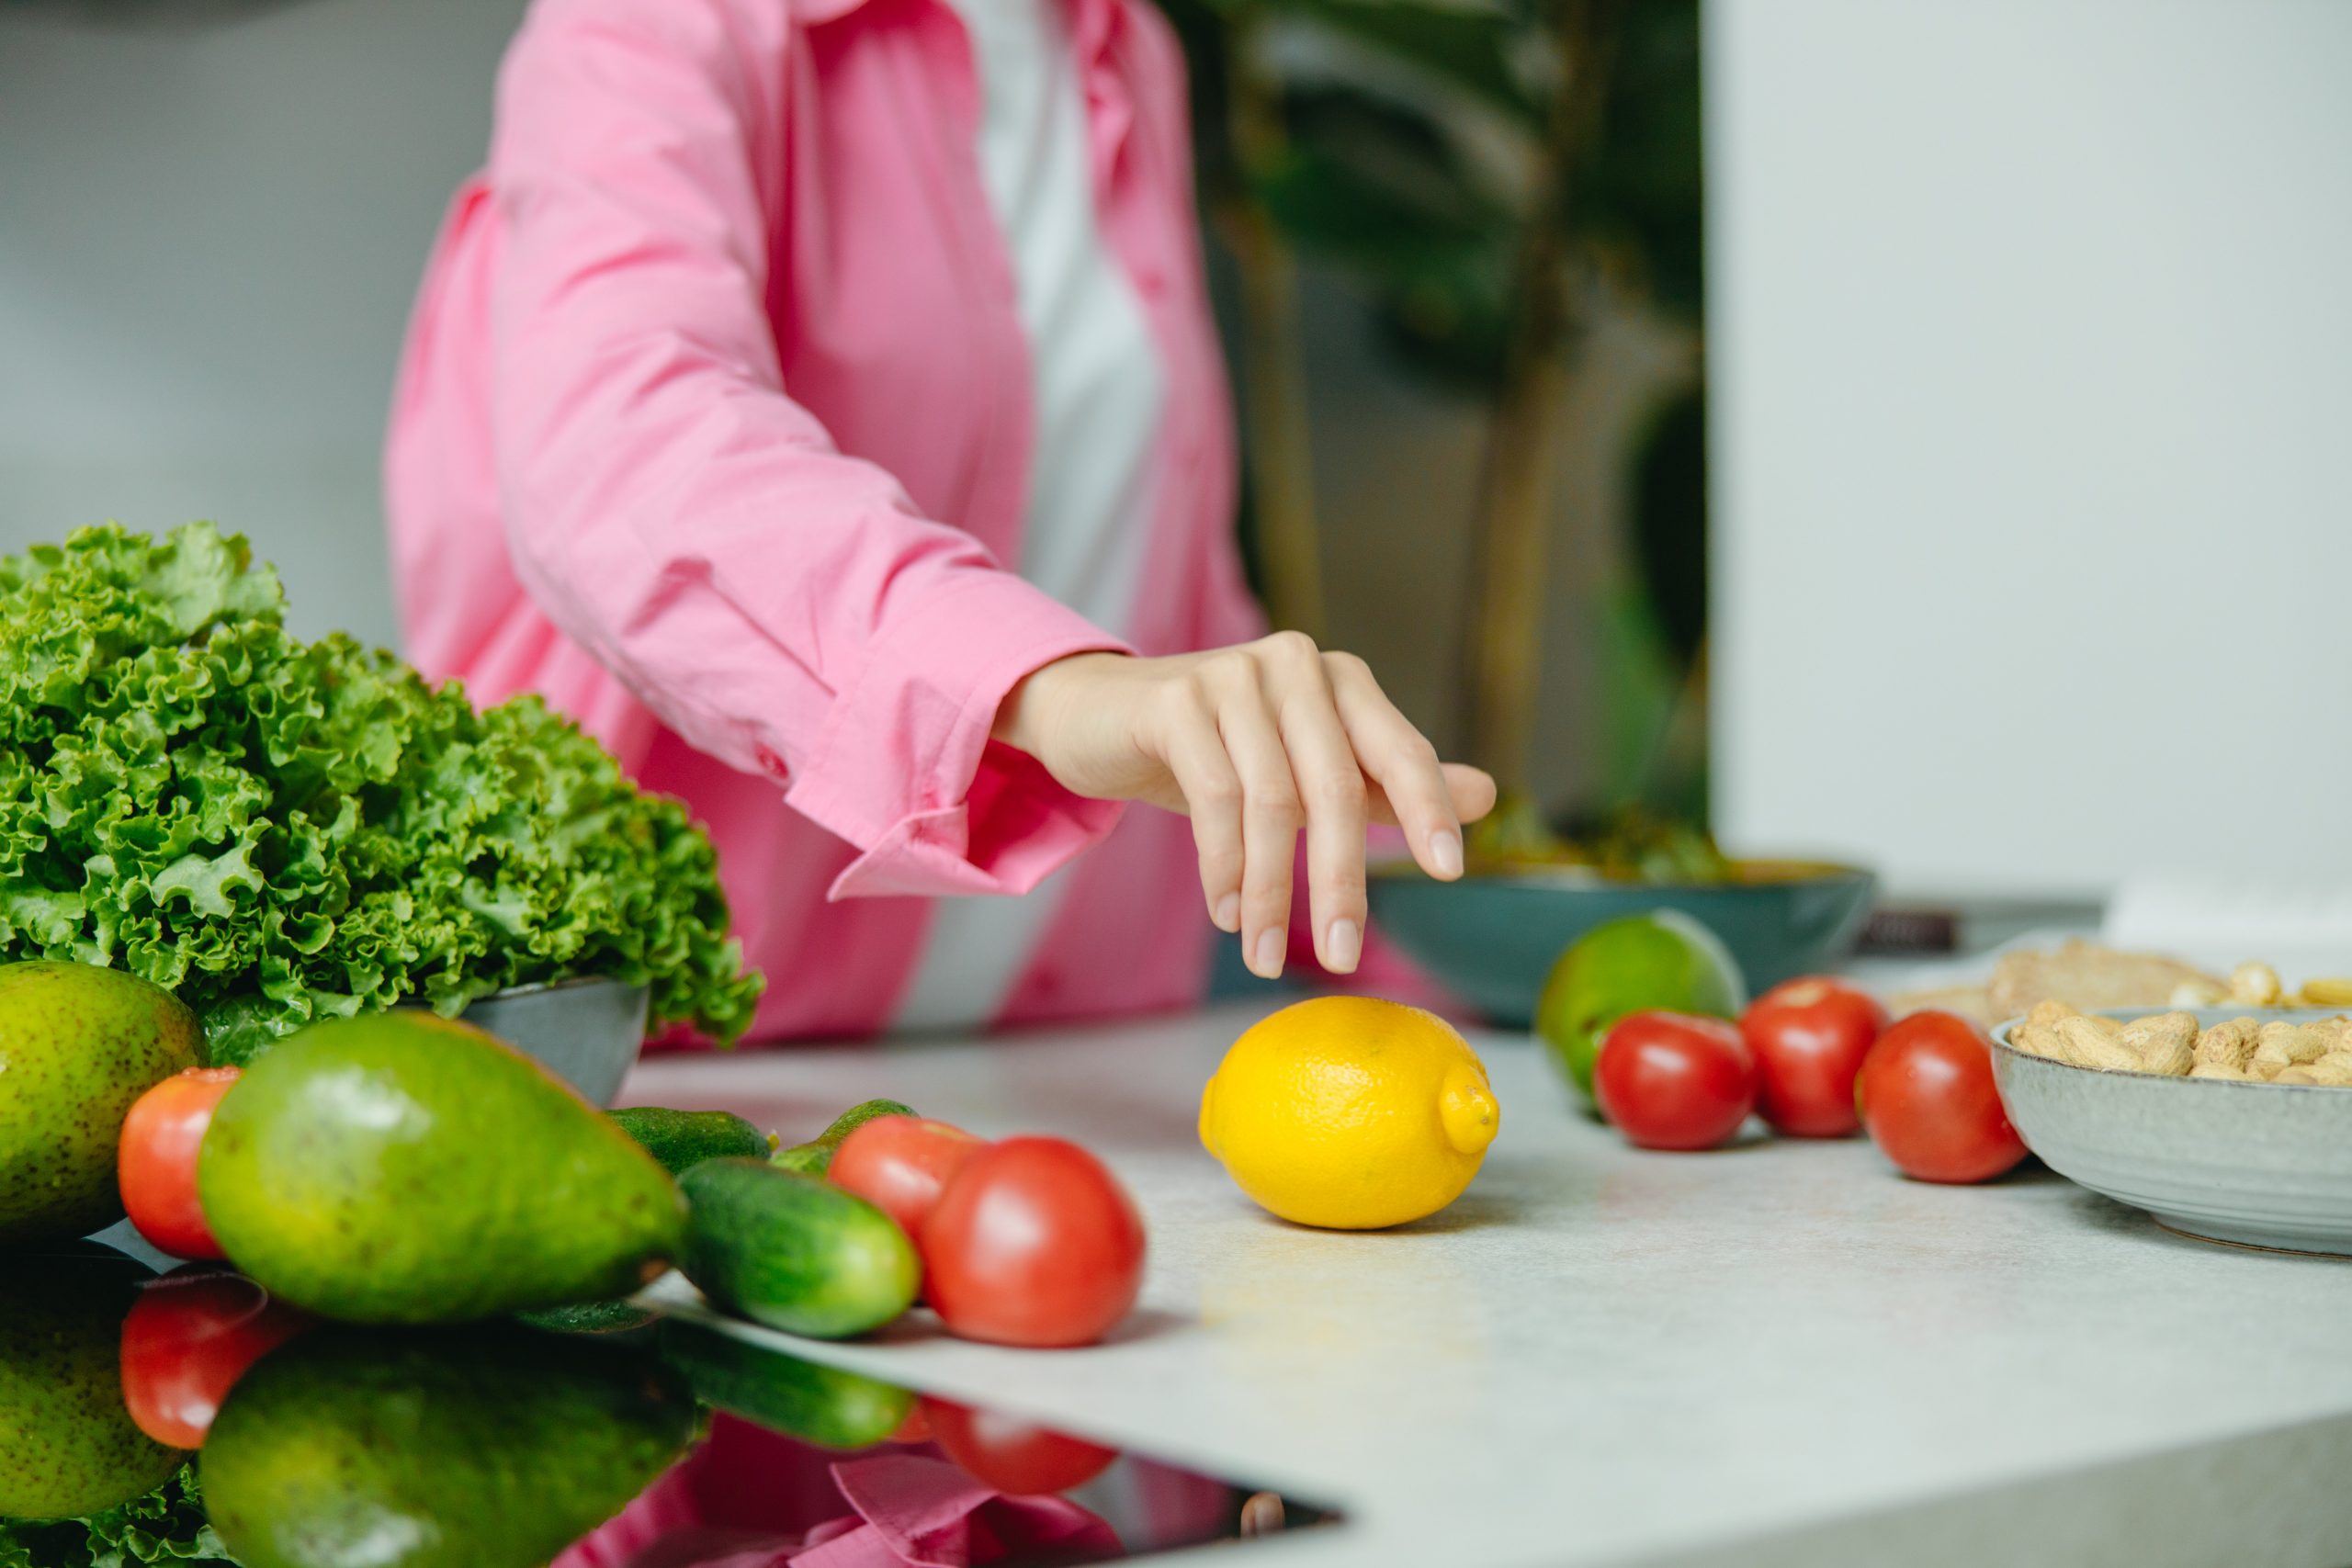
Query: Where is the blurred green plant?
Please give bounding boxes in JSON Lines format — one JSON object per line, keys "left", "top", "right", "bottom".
{"left": 1162, "top": 0, "right": 1704, "bottom": 820}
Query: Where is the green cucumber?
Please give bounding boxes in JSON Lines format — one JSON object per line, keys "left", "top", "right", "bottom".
{"left": 771, "top": 1099, "right": 914, "bottom": 1176}
{"left": 610, "top": 1107, "right": 776, "bottom": 1175}
{"left": 655, "top": 1319, "right": 913, "bottom": 1450}
{"left": 679, "top": 1158, "right": 919, "bottom": 1339}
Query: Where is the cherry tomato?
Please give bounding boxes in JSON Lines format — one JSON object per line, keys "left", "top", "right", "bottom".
{"left": 1858, "top": 1010, "right": 2029, "bottom": 1184}
{"left": 119, "top": 1266, "right": 311, "bottom": 1449}
{"left": 922, "top": 1397, "right": 1119, "bottom": 1495}
{"left": 921, "top": 1137, "right": 1145, "bottom": 1348}
{"left": 1740, "top": 977, "right": 1889, "bottom": 1138}
{"left": 1593, "top": 1010, "right": 1757, "bottom": 1151}
{"left": 830, "top": 1115, "right": 986, "bottom": 1240}
{"left": 119, "top": 1066, "right": 241, "bottom": 1259}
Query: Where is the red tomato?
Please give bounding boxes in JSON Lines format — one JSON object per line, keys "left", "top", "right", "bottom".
{"left": 830, "top": 1116, "right": 986, "bottom": 1240}
{"left": 1858, "top": 1010, "right": 2029, "bottom": 1184}
{"left": 1593, "top": 1010, "right": 1757, "bottom": 1152}
{"left": 922, "top": 1397, "right": 1119, "bottom": 1495}
{"left": 119, "top": 1266, "right": 311, "bottom": 1449}
{"left": 1740, "top": 977, "right": 1889, "bottom": 1138}
{"left": 921, "top": 1137, "right": 1146, "bottom": 1348}
{"left": 119, "top": 1066, "right": 241, "bottom": 1259}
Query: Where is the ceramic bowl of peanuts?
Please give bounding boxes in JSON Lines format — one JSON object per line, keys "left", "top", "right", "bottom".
{"left": 1990, "top": 965, "right": 2352, "bottom": 1258}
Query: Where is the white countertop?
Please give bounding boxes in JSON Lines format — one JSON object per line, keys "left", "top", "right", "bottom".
{"left": 621, "top": 1004, "right": 2352, "bottom": 1568}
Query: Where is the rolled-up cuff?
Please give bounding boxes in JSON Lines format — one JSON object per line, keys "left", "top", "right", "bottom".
{"left": 784, "top": 570, "right": 1131, "bottom": 900}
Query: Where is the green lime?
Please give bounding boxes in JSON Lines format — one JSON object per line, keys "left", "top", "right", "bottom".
{"left": 1535, "top": 911, "right": 1747, "bottom": 1108}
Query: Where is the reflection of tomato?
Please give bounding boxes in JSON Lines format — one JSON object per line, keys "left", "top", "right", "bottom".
{"left": 830, "top": 1116, "right": 985, "bottom": 1240}
{"left": 922, "top": 1397, "right": 1118, "bottom": 1495}
{"left": 119, "top": 1066, "right": 240, "bottom": 1259}
{"left": 1740, "top": 977, "right": 1888, "bottom": 1138}
{"left": 887, "top": 1401, "right": 933, "bottom": 1445}
{"left": 922, "top": 1138, "right": 1145, "bottom": 1348}
{"left": 1858, "top": 1011, "right": 2028, "bottom": 1184}
{"left": 119, "top": 1267, "right": 311, "bottom": 1449}
{"left": 1593, "top": 1011, "right": 1756, "bottom": 1151}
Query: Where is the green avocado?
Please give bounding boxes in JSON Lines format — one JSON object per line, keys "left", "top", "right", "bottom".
{"left": 198, "top": 1011, "right": 688, "bottom": 1325}
{"left": 656, "top": 1318, "right": 914, "bottom": 1450}
{"left": 772, "top": 1098, "right": 915, "bottom": 1176}
{"left": 0, "top": 961, "right": 203, "bottom": 1246}
{"left": 201, "top": 1325, "right": 698, "bottom": 1568}
{"left": 680, "top": 1158, "right": 920, "bottom": 1339}
{"left": 521, "top": 1108, "right": 776, "bottom": 1336}
{"left": 0, "top": 1242, "right": 185, "bottom": 1522}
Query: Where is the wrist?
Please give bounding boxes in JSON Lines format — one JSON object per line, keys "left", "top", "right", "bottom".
{"left": 990, "top": 650, "right": 1122, "bottom": 756}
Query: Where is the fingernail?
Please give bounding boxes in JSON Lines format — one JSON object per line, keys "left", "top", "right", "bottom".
{"left": 1213, "top": 894, "right": 1240, "bottom": 932}
{"left": 1252, "top": 930, "right": 1285, "bottom": 979}
{"left": 1431, "top": 830, "right": 1464, "bottom": 878}
{"left": 1327, "top": 918, "right": 1361, "bottom": 973}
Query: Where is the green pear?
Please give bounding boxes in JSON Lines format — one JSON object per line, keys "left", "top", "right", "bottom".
{"left": 0, "top": 960, "right": 203, "bottom": 1246}
{"left": 201, "top": 1325, "right": 699, "bottom": 1568}
{"left": 0, "top": 1242, "right": 185, "bottom": 1522}
{"left": 198, "top": 1012, "right": 686, "bottom": 1324}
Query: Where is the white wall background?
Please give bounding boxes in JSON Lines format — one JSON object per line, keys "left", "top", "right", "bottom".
{"left": 1708, "top": 0, "right": 2352, "bottom": 898}
{"left": 0, "top": 0, "right": 532, "bottom": 647}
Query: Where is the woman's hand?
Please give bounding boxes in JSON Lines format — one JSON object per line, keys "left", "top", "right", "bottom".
{"left": 991, "top": 634, "right": 1497, "bottom": 978}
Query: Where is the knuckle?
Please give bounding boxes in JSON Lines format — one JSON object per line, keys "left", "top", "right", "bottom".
{"left": 1174, "top": 668, "right": 1220, "bottom": 714}
{"left": 1260, "top": 629, "right": 1321, "bottom": 669}
{"left": 1192, "top": 773, "right": 1242, "bottom": 811}
{"left": 1306, "top": 771, "right": 1366, "bottom": 813}
{"left": 1244, "top": 784, "right": 1300, "bottom": 818}
{"left": 1205, "top": 649, "right": 1260, "bottom": 691}
{"left": 1322, "top": 649, "right": 1370, "bottom": 681}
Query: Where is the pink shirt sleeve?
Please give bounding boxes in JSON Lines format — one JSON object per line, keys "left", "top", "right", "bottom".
{"left": 484, "top": 0, "right": 1127, "bottom": 898}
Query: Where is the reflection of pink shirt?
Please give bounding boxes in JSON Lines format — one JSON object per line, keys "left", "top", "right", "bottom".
{"left": 385, "top": 0, "right": 1261, "bottom": 1043}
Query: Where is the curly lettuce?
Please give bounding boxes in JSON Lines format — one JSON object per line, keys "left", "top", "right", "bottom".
{"left": 0, "top": 523, "right": 761, "bottom": 1052}
{"left": 0, "top": 1466, "right": 230, "bottom": 1568}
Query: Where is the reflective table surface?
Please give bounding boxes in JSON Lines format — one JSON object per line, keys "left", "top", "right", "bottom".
{"left": 2, "top": 1243, "right": 1334, "bottom": 1568}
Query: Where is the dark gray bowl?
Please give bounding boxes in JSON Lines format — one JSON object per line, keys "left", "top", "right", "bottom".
{"left": 1366, "top": 860, "right": 1877, "bottom": 1028}
{"left": 452, "top": 976, "right": 650, "bottom": 1108}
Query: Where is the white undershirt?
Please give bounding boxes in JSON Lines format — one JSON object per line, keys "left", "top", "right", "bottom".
{"left": 891, "top": 0, "right": 1168, "bottom": 1032}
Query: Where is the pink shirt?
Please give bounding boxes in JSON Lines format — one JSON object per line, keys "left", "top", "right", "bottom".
{"left": 385, "top": 0, "right": 1264, "bottom": 1042}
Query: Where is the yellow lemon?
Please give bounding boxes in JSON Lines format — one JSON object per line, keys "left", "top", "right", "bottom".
{"left": 1199, "top": 996, "right": 1500, "bottom": 1230}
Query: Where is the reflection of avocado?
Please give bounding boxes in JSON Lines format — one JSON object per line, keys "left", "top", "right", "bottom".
{"left": 657, "top": 1318, "right": 914, "bottom": 1450}
{"left": 198, "top": 1012, "right": 688, "bottom": 1323}
{"left": 0, "top": 1243, "right": 185, "bottom": 1521}
{"left": 0, "top": 960, "right": 203, "bottom": 1245}
{"left": 202, "top": 1325, "right": 699, "bottom": 1568}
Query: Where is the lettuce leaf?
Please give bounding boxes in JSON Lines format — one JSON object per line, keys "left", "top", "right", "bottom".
{"left": 0, "top": 523, "right": 762, "bottom": 1048}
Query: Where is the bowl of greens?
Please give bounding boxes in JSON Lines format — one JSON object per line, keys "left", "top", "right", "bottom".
{"left": 0, "top": 522, "right": 762, "bottom": 1090}
{"left": 1368, "top": 806, "right": 1874, "bottom": 1028}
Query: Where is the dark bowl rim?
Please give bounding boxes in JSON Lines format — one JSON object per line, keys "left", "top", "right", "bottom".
{"left": 1368, "top": 856, "right": 1874, "bottom": 892}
